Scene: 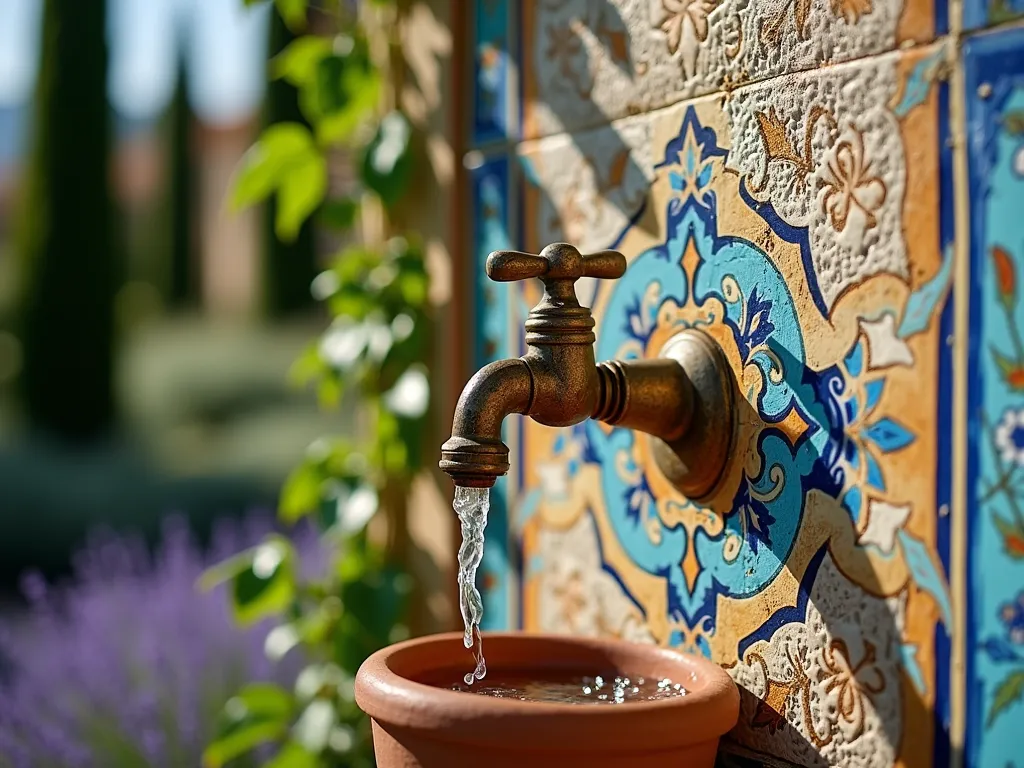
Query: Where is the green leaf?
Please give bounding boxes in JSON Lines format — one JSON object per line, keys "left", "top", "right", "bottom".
{"left": 204, "top": 722, "right": 285, "bottom": 767}
{"left": 232, "top": 123, "right": 326, "bottom": 242}
{"left": 336, "top": 556, "right": 367, "bottom": 588}
{"left": 289, "top": 343, "right": 327, "bottom": 388}
{"left": 361, "top": 112, "right": 413, "bottom": 209}
{"left": 327, "top": 284, "right": 375, "bottom": 320}
{"left": 993, "top": 348, "right": 1019, "bottom": 378}
{"left": 294, "top": 34, "right": 379, "bottom": 139}
{"left": 280, "top": 462, "right": 327, "bottom": 523}
{"left": 398, "top": 270, "right": 428, "bottom": 307}
{"left": 236, "top": 683, "right": 295, "bottom": 719}
{"left": 315, "top": 69, "right": 382, "bottom": 144}
{"left": 987, "top": 670, "right": 1024, "bottom": 728}
{"left": 317, "top": 372, "right": 344, "bottom": 409}
{"left": 274, "top": 0, "right": 308, "bottom": 31}
{"left": 315, "top": 56, "right": 349, "bottom": 115}
{"left": 266, "top": 742, "right": 319, "bottom": 768}
{"left": 276, "top": 150, "right": 327, "bottom": 242}
{"left": 333, "top": 562, "right": 410, "bottom": 670}
{"left": 199, "top": 536, "right": 296, "bottom": 624}
{"left": 318, "top": 198, "right": 359, "bottom": 231}
{"left": 272, "top": 36, "right": 332, "bottom": 87}
{"left": 233, "top": 123, "right": 315, "bottom": 208}
{"left": 203, "top": 684, "right": 294, "bottom": 767}
{"left": 993, "top": 514, "right": 1024, "bottom": 558}
{"left": 232, "top": 561, "right": 295, "bottom": 624}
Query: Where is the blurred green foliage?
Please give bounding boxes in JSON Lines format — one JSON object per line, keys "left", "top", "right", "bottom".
{"left": 203, "top": 1, "right": 428, "bottom": 766}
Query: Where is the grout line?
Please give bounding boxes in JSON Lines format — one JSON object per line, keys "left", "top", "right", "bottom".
{"left": 947, "top": 0, "right": 969, "bottom": 763}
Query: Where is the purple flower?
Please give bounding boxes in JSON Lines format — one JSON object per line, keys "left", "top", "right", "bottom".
{"left": 0, "top": 513, "right": 325, "bottom": 767}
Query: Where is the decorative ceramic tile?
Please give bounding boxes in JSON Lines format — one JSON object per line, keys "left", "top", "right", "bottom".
{"left": 520, "top": 0, "right": 936, "bottom": 139}
{"left": 511, "top": 44, "right": 952, "bottom": 766}
{"left": 963, "top": 27, "right": 1024, "bottom": 768}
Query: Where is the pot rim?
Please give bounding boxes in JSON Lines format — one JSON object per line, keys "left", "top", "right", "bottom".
{"left": 355, "top": 631, "right": 739, "bottom": 753}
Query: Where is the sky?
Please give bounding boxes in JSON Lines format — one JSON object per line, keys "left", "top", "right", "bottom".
{"left": 0, "top": 0, "right": 270, "bottom": 160}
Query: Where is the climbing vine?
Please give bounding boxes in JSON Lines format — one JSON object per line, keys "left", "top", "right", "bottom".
{"left": 202, "top": 1, "right": 430, "bottom": 766}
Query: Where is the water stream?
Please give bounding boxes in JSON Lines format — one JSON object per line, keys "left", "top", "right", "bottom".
{"left": 454, "top": 485, "right": 490, "bottom": 685}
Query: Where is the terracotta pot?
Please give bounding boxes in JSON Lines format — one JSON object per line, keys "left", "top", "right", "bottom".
{"left": 355, "top": 631, "right": 739, "bottom": 768}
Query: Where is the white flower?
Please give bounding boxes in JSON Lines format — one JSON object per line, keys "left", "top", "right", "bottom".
{"left": 995, "top": 408, "right": 1024, "bottom": 466}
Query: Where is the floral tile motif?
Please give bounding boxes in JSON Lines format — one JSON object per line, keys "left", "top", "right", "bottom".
{"left": 730, "top": 558, "right": 903, "bottom": 767}
{"left": 521, "top": 0, "right": 935, "bottom": 139}
{"left": 513, "top": 44, "right": 951, "bottom": 766}
{"left": 964, "top": 26, "right": 1024, "bottom": 768}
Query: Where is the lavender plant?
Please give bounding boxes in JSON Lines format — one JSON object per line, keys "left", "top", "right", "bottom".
{"left": 0, "top": 514, "right": 322, "bottom": 768}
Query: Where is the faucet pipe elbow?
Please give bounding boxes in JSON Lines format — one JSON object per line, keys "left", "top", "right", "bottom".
{"left": 440, "top": 358, "right": 534, "bottom": 488}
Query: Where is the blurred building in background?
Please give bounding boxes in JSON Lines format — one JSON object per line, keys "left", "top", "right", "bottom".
{"left": 0, "top": 0, "right": 352, "bottom": 590}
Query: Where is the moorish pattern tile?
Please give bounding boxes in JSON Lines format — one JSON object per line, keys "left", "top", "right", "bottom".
{"left": 512, "top": 44, "right": 952, "bottom": 767}
{"left": 964, "top": 25, "right": 1024, "bottom": 768}
{"left": 464, "top": 1, "right": 1024, "bottom": 766}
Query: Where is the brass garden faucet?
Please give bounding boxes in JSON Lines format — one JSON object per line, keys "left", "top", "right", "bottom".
{"left": 440, "top": 243, "right": 737, "bottom": 503}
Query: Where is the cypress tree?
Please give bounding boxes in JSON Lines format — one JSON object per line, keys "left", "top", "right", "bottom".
{"left": 167, "top": 55, "right": 197, "bottom": 307}
{"left": 262, "top": 9, "right": 318, "bottom": 318}
{"left": 16, "top": 0, "right": 118, "bottom": 442}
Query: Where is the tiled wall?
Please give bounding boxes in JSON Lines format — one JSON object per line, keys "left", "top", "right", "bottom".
{"left": 465, "top": 2, "right": 1024, "bottom": 765}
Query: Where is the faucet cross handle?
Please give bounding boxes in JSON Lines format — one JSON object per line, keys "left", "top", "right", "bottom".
{"left": 486, "top": 243, "right": 626, "bottom": 285}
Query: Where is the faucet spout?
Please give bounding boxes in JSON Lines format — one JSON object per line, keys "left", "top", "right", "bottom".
{"left": 439, "top": 358, "right": 533, "bottom": 488}
{"left": 440, "top": 244, "right": 737, "bottom": 503}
